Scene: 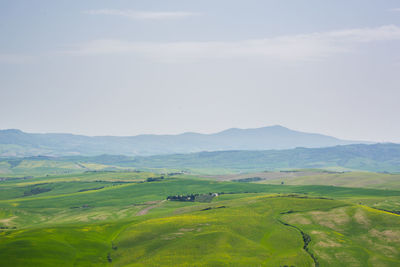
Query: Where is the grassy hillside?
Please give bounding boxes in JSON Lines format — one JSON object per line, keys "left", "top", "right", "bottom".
{"left": 260, "top": 171, "right": 400, "bottom": 190}
{"left": 0, "top": 157, "right": 129, "bottom": 177}
{"left": 1, "top": 171, "right": 400, "bottom": 266}
{"left": 281, "top": 204, "right": 400, "bottom": 266}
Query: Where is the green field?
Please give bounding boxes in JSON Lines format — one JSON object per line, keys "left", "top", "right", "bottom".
{"left": 257, "top": 171, "right": 400, "bottom": 190}
{"left": 1, "top": 170, "right": 400, "bottom": 266}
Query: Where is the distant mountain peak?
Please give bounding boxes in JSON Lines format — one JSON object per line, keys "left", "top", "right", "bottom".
{"left": 265, "top": 124, "right": 287, "bottom": 129}
{"left": 217, "top": 125, "right": 288, "bottom": 134}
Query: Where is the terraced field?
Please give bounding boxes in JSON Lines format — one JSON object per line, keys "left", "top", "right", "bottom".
{"left": 0, "top": 171, "right": 399, "bottom": 266}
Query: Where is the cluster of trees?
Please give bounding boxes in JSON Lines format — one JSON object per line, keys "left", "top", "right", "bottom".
{"left": 78, "top": 186, "right": 104, "bottom": 192}
{"left": 233, "top": 177, "right": 263, "bottom": 183}
{"left": 166, "top": 172, "right": 184, "bottom": 176}
{"left": 146, "top": 176, "right": 164, "bottom": 182}
{"left": 0, "top": 226, "right": 16, "bottom": 229}
{"left": 23, "top": 187, "right": 51, "bottom": 196}
{"left": 167, "top": 192, "right": 220, "bottom": 202}
{"left": 167, "top": 194, "right": 198, "bottom": 202}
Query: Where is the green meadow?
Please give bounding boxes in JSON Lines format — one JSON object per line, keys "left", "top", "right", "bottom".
{"left": 0, "top": 169, "right": 400, "bottom": 266}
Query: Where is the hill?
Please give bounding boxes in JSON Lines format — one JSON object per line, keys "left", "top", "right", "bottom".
{"left": 1, "top": 143, "right": 399, "bottom": 176}
{"left": 0, "top": 126, "right": 366, "bottom": 157}
{"left": 113, "top": 143, "right": 400, "bottom": 173}
{"left": 1, "top": 172, "right": 400, "bottom": 266}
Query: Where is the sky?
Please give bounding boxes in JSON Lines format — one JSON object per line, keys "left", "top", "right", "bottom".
{"left": 1, "top": 0, "right": 400, "bottom": 142}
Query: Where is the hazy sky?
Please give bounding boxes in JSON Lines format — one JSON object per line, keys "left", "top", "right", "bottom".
{"left": 1, "top": 0, "right": 400, "bottom": 142}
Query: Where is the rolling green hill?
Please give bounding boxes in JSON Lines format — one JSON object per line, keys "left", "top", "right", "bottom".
{"left": 260, "top": 171, "right": 400, "bottom": 189}
{"left": 1, "top": 171, "right": 400, "bottom": 266}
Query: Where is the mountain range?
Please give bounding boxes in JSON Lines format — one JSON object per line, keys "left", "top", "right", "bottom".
{"left": 0, "top": 125, "right": 370, "bottom": 157}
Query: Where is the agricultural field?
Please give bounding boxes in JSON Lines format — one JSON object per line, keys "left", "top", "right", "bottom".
{"left": 256, "top": 171, "right": 400, "bottom": 190}
{"left": 0, "top": 169, "right": 400, "bottom": 266}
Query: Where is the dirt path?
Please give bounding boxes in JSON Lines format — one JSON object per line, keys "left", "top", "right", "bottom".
{"left": 136, "top": 200, "right": 165, "bottom": 216}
